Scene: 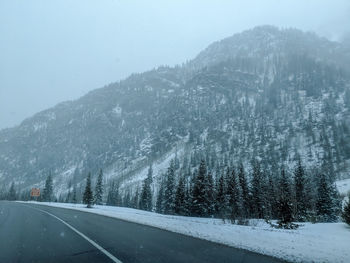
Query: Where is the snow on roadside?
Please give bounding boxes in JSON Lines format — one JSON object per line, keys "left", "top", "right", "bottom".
{"left": 18, "top": 201, "right": 350, "bottom": 263}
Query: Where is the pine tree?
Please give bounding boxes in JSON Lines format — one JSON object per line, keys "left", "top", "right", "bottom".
{"left": 266, "top": 173, "right": 278, "bottom": 219}
{"left": 106, "top": 180, "right": 117, "bottom": 206}
{"left": 251, "top": 161, "right": 264, "bottom": 218}
{"left": 192, "top": 160, "right": 208, "bottom": 217}
{"left": 277, "top": 169, "right": 293, "bottom": 227}
{"left": 131, "top": 188, "right": 139, "bottom": 209}
{"left": 294, "top": 161, "right": 308, "bottom": 221}
{"left": 65, "top": 181, "right": 72, "bottom": 203}
{"left": 205, "top": 171, "right": 215, "bottom": 217}
{"left": 164, "top": 160, "right": 176, "bottom": 214}
{"left": 7, "top": 182, "right": 17, "bottom": 201}
{"left": 156, "top": 177, "right": 165, "bottom": 213}
{"left": 42, "top": 173, "right": 53, "bottom": 202}
{"left": 238, "top": 163, "right": 250, "bottom": 218}
{"left": 183, "top": 180, "right": 191, "bottom": 216}
{"left": 94, "top": 169, "right": 104, "bottom": 205}
{"left": 215, "top": 172, "right": 226, "bottom": 218}
{"left": 316, "top": 173, "right": 337, "bottom": 222}
{"left": 139, "top": 165, "right": 153, "bottom": 211}
{"left": 342, "top": 194, "right": 350, "bottom": 225}
{"left": 174, "top": 174, "right": 186, "bottom": 215}
{"left": 83, "top": 173, "right": 93, "bottom": 208}
{"left": 72, "top": 185, "right": 77, "bottom": 204}
{"left": 123, "top": 191, "right": 131, "bottom": 207}
{"left": 226, "top": 168, "right": 241, "bottom": 222}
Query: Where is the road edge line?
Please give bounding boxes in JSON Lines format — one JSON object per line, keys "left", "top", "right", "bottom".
{"left": 30, "top": 206, "right": 123, "bottom": 263}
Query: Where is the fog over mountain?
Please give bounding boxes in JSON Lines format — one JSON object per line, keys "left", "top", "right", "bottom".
{"left": 1, "top": 26, "right": 350, "bottom": 200}
{"left": 1, "top": 0, "right": 350, "bottom": 130}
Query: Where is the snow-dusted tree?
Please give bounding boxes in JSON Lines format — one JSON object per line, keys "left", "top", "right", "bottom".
{"left": 251, "top": 161, "right": 264, "bottom": 218}
{"left": 205, "top": 171, "right": 215, "bottom": 216}
{"left": 266, "top": 173, "right": 278, "bottom": 219}
{"left": 7, "top": 182, "right": 17, "bottom": 201}
{"left": 294, "top": 160, "right": 308, "bottom": 221}
{"left": 316, "top": 173, "right": 338, "bottom": 222}
{"left": 139, "top": 165, "right": 153, "bottom": 211}
{"left": 94, "top": 169, "right": 104, "bottom": 205}
{"left": 342, "top": 194, "right": 350, "bottom": 225}
{"left": 174, "top": 174, "right": 186, "bottom": 215}
{"left": 163, "top": 160, "right": 176, "bottom": 214}
{"left": 65, "top": 181, "right": 72, "bottom": 203}
{"left": 215, "top": 172, "right": 227, "bottom": 218}
{"left": 123, "top": 190, "right": 131, "bottom": 208}
{"left": 83, "top": 173, "right": 93, "bottom": 208}
{"left": 72, "top": 185, "right": 77, "bottom": 204}
{"left": 42, "top": 173, "right": 53, "bottom": 202}
{"left": 277, "top": 169, "right": 293, "bottom": 227}
{"left": 156, "top": 177, "right": 165, "bottom": 213}
{"left": 131, "top": 188, "right": 139, "bottom": 209}
{"left": 192, "top": 160, "right": 208, "bottom": 217}
{"left": 106, "top": 180, "right": 118, "bottom": 206}
{"left": 237, "top": 163, "right": 250, "bottom": 218}
{"left": 226, "top": 168, "right": 241, "bottom": 222}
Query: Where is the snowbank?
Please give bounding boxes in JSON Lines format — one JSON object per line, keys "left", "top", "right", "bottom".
{"left": 18, "top": 201, "right": 350, "bottom": 263}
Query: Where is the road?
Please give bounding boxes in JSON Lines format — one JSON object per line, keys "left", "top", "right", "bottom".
{"left": 0, "top": 201, "right": 287, "bottom": 263}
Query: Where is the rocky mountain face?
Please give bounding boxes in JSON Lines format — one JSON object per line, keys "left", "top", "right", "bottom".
{"left": 1, "top": 26, "right": 350, "bottom": 197}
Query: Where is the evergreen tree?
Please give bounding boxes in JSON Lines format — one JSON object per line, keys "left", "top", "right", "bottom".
{"left": 163, "top": 160, "right": 176, "bottom": 214}
{"left": 65, "top": 191, "right": 71, "bottom": 203}
{"left": 183, "top": 180, "right": 191, "bottom": 216}
{"left": 83, "top": 173, "right": 93, "bottom": 208}
{"left": 226, "top": 168, "right": 241, "bottom": 222}
{"left": 174, "top": 174, "right": 186, "bottom": 215}
{"left": 192, "top": 160, "right": 208, "bottom": 217}
{"left": 215, "top": 172, "right": 226, "bottom": 218}
{"left": 7, "top": 182, "right": 17, "bottom": 201}
{"left": 277, "top": 169, "right": 293, "bottom": 227}
{"left": 266, "top": 173, "right": 278, "bottom": 219}
{"left": 106, "top": 180, "right": 118, "bottom": 206}
{"left": 294, "top": 161, "right": 308, "bottom": 221}
{"left": 139, "top": 165, "right": 153, "bottom": 211}
{"left": 72, "top": 185, "right": 77, "bottom": 204}
{"left": 94, "top": 169, "right": 104, "bottom": 205}
{"left": 316, "top": 173, "right": 337, "bottom": 222}
{"left": 123, "top": 191, "right": 131, "bottom": 207}
{"left": 65, "top": 181, "right": 72, "bottom": 203}
{"left": 342, "top": 194, "right": 350, "bottom": 225}
{"left": 42, "top": 173, "right": 53, "bottom": 202}
{"left": 156, "top": 177, "right": 165, "bottom": 213}
{"left": 131, "top": 188, "right": 139, "bottom": 209}
{"left": 251, "top": 161, "right": 264, "bottom": 218}
{"left": 238, "top": 163, "right": 250, "bottom": 218}
{"left": 205, "top": 171, "right": 215, "bottom": 217}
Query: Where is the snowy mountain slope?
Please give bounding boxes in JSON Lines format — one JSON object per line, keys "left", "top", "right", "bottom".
{"left": 1, "top": 26, "right": 350, "bottom": 198}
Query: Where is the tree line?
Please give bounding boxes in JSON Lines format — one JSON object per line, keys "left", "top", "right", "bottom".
{"left": 106, "top": 158, "right": 349, "bottom": 228}
{"left": 1, "top": 159, "right": 349, "bottom": 228}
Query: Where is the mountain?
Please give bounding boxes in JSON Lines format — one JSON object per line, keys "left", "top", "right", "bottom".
{"left": 1, "top": 25, "right": 350, "bottom": 198}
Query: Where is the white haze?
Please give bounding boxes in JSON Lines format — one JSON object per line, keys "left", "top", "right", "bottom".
{"left": 0, "top": 0, "right": 349, "bottom": 129}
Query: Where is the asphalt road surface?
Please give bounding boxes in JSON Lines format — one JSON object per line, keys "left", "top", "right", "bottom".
{"left": 0, "top": 201, "right": 287, "bottom": 263}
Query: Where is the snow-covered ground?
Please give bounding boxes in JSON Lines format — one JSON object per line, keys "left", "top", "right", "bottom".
{"left": 18, "top": 201, "right": 350, "bottom": 263}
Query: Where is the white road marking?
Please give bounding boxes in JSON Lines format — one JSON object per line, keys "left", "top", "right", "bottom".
{"left": 31, "top": 206, "right": 123, "bottom": 263}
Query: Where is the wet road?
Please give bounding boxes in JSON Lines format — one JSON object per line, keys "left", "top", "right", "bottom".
{"left": 0, "top": 201, "right": 287, "bottom": 263}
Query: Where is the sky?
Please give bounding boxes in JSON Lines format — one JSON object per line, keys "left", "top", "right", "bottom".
{"left": 1, "top": 0, "right": 350, "bottom": 130}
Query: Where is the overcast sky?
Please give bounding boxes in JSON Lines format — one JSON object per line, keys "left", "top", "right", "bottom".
{"left": 1, "top": 0, "right": 350, "bottom": 130}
